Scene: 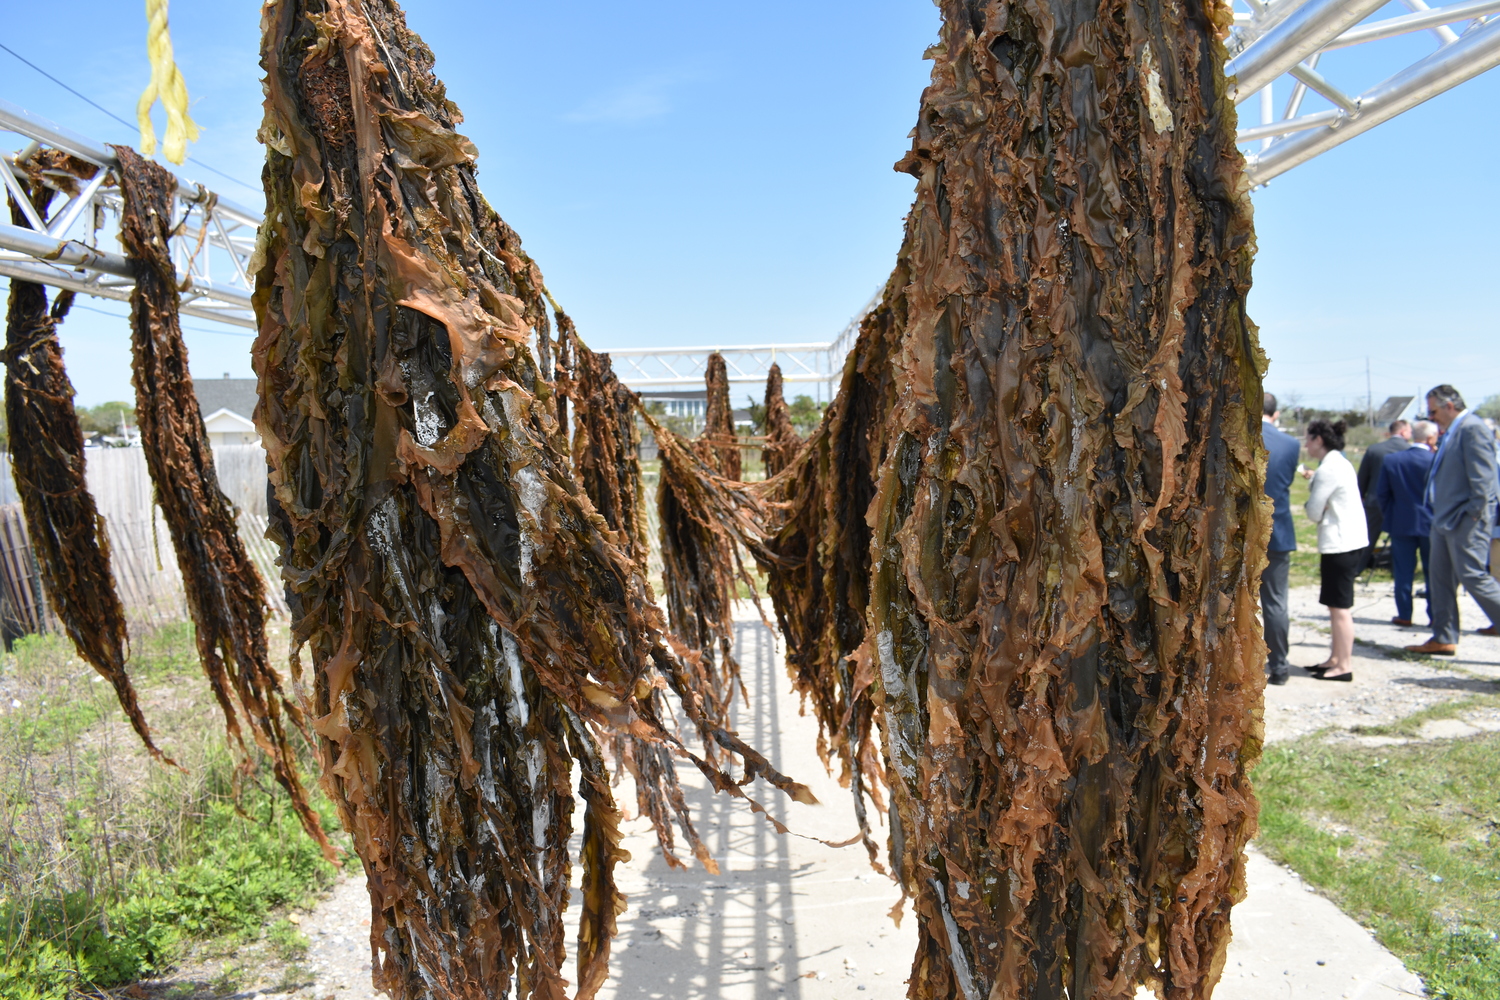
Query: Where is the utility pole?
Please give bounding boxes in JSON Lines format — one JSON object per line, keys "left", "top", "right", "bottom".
{"left": 1366, "top": 356, "right": 1373, "bottom": 427}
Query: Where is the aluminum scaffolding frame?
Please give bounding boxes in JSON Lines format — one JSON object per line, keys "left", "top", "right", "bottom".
{"left": 1, "top": 1, "right": 1497, "bottom": 384}
{"left": 608, "top": 292, "right": 876, "bottom": 394}
{"left": 0, "top": 99, "right": 259, "bottom": 330}
{"left": 1230, "top": 0, "right": 1500, "bottom": 184}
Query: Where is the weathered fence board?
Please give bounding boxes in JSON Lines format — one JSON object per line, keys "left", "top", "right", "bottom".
{"left": 0, "top": 444, "right": 282, "bottom": 634}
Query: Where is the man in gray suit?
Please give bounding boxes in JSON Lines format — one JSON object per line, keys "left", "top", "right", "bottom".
{"left": 1406, "top": 385, "right": 1500, "bottom": 655}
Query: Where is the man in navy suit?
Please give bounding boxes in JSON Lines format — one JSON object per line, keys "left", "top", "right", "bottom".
{"left": 1376, "top": 420, "right": 1436, "bottom": 627}
{"left": 1262, "top": 393, "right": 1302, "bottom": 685}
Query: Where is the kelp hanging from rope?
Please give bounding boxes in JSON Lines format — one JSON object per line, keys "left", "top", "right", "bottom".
{"left": 760, "top": 362, "right": 800, "bottom": 478}
{"left": 254, "top": 2, "right": 809, "bottom": 997}
{"left": 568, "top": 342, "right": 714, "bottom": 870}
{"left": 3, "top": 151, "right": 172, "bottom": 765}
{"left": 114, "top": 144, "right": 333, "bottom": 858}
{"left": 757, "top": 287, "right": 906, "bottom": 870}
{"left": 570, "top": 344, "right": 648, "bottom": 567}
{"left": 863, "top": 0, "right": 1265, "bottom": 996}
{"left": 695, "top": 351, "right": 741, "bottom": 480}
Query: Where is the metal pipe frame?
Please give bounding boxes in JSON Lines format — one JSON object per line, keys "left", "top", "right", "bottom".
{"left": 0, "top": 99, "right": 261, "bottom": 329}
{"left": 1326, "top": 0, "right": 1500, "bottom": 48}
{"left": 1, "top": 7, "right": 1496, "bottom": 366}
{"left": 607, "top": 292, "right": 879, "bottom": 391}
{"left": 1226, "top": 0, "right": 1391, "bottom": 100}
{"left": 1245, "top": 12, "right": 1500, "bottom": 183}
{"left": 1233, "top": 0, "right": 1500, "bottom": 186}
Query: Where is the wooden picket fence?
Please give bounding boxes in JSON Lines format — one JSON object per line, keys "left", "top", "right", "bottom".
{"left": 0, "top": 445, "right": 286, "bottom": 642}
{"left": 0, "top": 505, "right": 54, "bottom": 645}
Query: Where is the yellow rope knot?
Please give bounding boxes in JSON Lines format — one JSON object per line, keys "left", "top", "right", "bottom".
{"left": 136, "top": 0, "right": 201, "bottom": 164}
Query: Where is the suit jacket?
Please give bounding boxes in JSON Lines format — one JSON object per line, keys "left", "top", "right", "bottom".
{"left": 1429, "top": 414, "right": 1500, "bottom": 532}
{"left": 1263, "top": 420, "right": 1300, "bottom": 553}
{"left": 1358, "top": 436, "right": 1410, "bottom": 505}
{"left": 1375, "top": 446, "right": 1434, "bottom": 537}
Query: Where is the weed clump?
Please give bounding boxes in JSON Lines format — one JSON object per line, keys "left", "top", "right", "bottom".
{"left": 0, "top": 627, "right": 339, "bottom": 999}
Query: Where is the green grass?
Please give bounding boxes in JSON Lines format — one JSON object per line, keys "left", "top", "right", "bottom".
{"left": 1351, "top": 693, "right": 1500, "bottom": 738}
{"left": 1255, "top": 730, "right": 1500, "bottom": 998}
{"left": 0, "top": 622, "right": 342, "bottom": 1000}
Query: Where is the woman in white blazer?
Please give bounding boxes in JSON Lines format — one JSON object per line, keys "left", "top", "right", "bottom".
{"left": 1302, "top": 418, "right": 1369, "bottom": 681}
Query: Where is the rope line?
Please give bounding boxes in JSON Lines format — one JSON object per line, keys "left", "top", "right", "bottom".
{"left": 136, "top": 0, "right": 201, "bottom": 165}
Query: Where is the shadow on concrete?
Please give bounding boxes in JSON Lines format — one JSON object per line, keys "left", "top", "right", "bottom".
{"left": 1393, "top": 674, "right": 1500, "bottom": 694}
{"left": 607, "top": 620, "right": 806, "bottom": 999}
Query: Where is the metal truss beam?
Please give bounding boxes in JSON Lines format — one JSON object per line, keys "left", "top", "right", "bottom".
{"left": 2, "top": 3, "right": 1495, "bottom": 359}
{"left": 0, "top": 99, "right": 260, "bottom": 329}
{"left": 611, "top": 292, "right": 878, "bottom": 393}
{"left": 1232, "top": 0, "right": 1500, "bottom": 185}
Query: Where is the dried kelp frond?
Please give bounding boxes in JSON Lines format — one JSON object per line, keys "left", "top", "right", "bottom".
{"left": 113, "top": 144, "right": 332, "bottom": 858}
{"left": 868, "top": 2, "right": 1264, "bottom": 997}
{"left": 568, "top": 346, "right": 715, "bottom": 869}
{"left": 760, "top": 363, "right": 800, "bottom": 478}
{"left": 652, "top": 414, "right": 776, "bottom": 734}
{"left": 757, "top": 289, "right": 906, "bottom": 869}
{"left": 255, "top": 4, "right": 808, "bottom": 997}
{"left": 3, "top": 154, "right": 172, "bottom": 765}
{"left": 615, "top": 709, "right": 716, "bottom": 871}
{"left": 695, "top": 351, "right": 741, "bottom": 480}
{"left": 571, "top": 345, "right": 647, "bottom": 566}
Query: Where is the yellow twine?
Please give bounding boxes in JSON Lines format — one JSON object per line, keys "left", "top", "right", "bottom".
{"left": 136, "top": 0, "right": 201, "bottom": 164}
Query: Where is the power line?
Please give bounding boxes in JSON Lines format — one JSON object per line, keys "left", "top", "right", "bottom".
{"left": 0, "top": 40, "right": 260, "bottom": 194}
{"left": 69, "top": 301, "right": 252, "bottom": 338}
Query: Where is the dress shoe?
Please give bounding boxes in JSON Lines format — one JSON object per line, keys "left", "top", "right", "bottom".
{"left": 1479, "top": 626, "right": 1500, "bottom": 637}
{"left": 1391, "top": 617, "right": 1414, "bottom": 627}
{"left": 1313, "top": 670, "right": 1353, "bottom": 682}
{"left": 1404, "top": 639, "right": 1457, "bottom": 656}
{"left": 1267, "top": 670, "right": 1289, "bottom": 686}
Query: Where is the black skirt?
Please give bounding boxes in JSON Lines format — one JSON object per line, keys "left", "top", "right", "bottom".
{"left": 1319, "top": 547, "right": 1370, "bottom": 609}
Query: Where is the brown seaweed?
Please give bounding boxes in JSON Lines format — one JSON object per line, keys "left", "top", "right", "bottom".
{"left": 568, "top": 343, "right": 714, "bottom": 870}
{"left": 253, "top": 3, "right": 808, "bottom": 997}
{"left": 756, "top": 288, "right": 906, "bottom": 870}
{"left": 3, "top": 152, "right": 173, "bottom": 765}
{"left": 865, "top": 1, "right": 1265, "bottom": 997}
{"left": 694, "top": 351, "right": 741, "bottom": 480}
{"left": 570, "top": 344, "right": 648, "bottom": 566}
{"left": 114, "top": 144, "right": 333, "bottom": 857}
{"left": 759, "top": 363, "right": 800, "bottom": 478}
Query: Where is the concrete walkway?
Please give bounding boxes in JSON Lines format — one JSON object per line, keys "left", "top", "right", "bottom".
{"left": 293, "top": 588, "right": 1480, "bottom": 1000}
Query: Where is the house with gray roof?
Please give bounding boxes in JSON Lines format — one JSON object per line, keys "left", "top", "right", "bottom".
{"left": 194, "top": 375, "right": 260, "bottom": 447}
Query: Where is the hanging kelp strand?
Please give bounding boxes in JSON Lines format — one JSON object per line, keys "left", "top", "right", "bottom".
{"left": 760, "top": 363, "right": 800, "bottom": 478}
{"left": 757, "top": 287, "right": 906, "bottom": 870}
{"left": 695, "top": 351, "right": 741, "bottom": 480}
{"left": 866, "top": 1, "right": 1264, "bottom": 996}
{"left": 3, "top": 151, "right": 172, "bottom": 765}
{"left": 571, "top": 344, "right": 648, "bottom": 567}
{"left": 255, "top": 2, "right": 809, "bottom": 996}
{"left": 569, "top": 343, "right": 714, "bottom": 870}
{"left": 114, "top": 143, "right": 332, "bottom": 858}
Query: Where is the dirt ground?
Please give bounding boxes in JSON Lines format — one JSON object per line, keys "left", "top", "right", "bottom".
{"left": 128, "top": 576, "right": 1500, "bottom": 1000}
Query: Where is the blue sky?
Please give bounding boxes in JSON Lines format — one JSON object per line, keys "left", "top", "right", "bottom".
{"left": 2, "top": 1, "right": 1496, "bottom": 413}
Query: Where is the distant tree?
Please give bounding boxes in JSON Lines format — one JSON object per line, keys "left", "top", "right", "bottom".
{"left": 786, "top": 395, "right": 825, "bottom": 437}
{"left": 1477, "top": 394, "right": 1500, "bottom": 421}
{"left": 77, "top": 402, "right": 136, "bottom": 437}
{"left": 745, "top": 396, "right": 767, "bottom": 434}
